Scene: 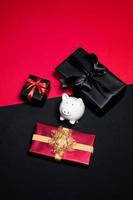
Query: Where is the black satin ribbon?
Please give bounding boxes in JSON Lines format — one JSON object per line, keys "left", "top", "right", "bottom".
{"left": 60, "top": 53, "right": 107, "bottom": 96}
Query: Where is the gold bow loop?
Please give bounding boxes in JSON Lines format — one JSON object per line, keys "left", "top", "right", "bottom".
{"left": 32, "top": 126, "right": 94, "bottom": 161}
{"left": 48, "top": 127, "right": 76, "bottom": 160}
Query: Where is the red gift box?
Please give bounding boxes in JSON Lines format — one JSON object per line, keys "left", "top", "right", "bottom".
{"left": 29, "top": 123, "right": 96, "bottom": 165}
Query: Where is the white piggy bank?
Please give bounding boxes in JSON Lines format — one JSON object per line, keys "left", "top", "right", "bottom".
{"left": 59, "top": 93, "right": 85, "bottom": 124}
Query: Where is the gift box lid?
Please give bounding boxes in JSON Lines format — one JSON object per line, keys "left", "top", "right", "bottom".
{"left": 30, "top": 122, "right": 96, "bottom": 165}
{"left": 56, "top": 47, "right": 126, "bottom": 110}
{"left": 21, "top": 74, "right": 50, "bottom": 106}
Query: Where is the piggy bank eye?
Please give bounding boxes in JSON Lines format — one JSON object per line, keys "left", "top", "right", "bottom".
{"left": 71, "top": 103, "right": 74, "bottom": 106}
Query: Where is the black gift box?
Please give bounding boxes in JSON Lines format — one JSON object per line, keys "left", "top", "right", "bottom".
{"left": 56, "top": 47, "right": 126, "bottom": 109}
{"left": 21, "top": 75, "right": 50, "bottom": 106}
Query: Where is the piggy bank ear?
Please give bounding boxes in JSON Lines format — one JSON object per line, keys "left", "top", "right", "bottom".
{"left": 76, "top": 98, "right": 83, "bottom": 104}
{"left": 62, "top": 93, "right": 69, "bottom": 101}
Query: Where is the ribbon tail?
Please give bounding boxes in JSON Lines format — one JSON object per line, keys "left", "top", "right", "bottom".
{"left": 26, "top": 83, "right": 35, "bottom": 90}
{"left": 60, "top": 78, "right": 69, "bottom": 89}
{"left": 27, "top": 86, "right": 36, "bottom": 101}
{"left": 60, "top": 76, "right": 77, "bottom": 89}
{"left": 26, "top": 78, "right": 36, "bottom": 85}
{"left": 93, "top": 64, "right": 106, "bottom": 75}
{"left": 38, "top": 82, "right": 47, "bottom": 89}
{"left": 60, "top": 75, "right": 87, "bottom": 89}
{"left": 37, "top": 86, "right": 46, "bottom": 94}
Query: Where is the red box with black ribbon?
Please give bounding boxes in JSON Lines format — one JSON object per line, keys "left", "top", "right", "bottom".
{"left": 21, "top": 75, "right": 50, "bottom": 106}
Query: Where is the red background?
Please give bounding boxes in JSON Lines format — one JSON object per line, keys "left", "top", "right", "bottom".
{"left": 0, "top": 0, "right": 133, "bottom": 107}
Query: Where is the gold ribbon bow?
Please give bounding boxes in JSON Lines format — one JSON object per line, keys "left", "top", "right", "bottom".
{"left": 32, "top": 127, "right": 94, "bottom": 161}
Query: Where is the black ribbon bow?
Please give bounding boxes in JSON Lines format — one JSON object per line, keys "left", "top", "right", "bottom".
{"left": 60, "top": 53, "right": 107, "bottom": 96}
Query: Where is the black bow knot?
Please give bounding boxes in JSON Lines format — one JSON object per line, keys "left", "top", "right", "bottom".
{"left": 60, "top": 53, "right": 107, "bottom": 93}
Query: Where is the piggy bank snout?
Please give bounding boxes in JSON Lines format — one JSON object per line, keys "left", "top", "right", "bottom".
{"left": 62, "top": 109, "right": 71, "bottom": 116}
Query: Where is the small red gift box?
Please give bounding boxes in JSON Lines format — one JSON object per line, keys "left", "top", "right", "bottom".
{"left": 29, "top": 123, "right": 96, "bottom": 165}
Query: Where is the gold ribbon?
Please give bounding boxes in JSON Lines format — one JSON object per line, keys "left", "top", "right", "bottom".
{"left": 32, "top": 127, "right": 94, "bottom": 161}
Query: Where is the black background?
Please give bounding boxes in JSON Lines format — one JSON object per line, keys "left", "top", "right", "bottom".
{"left": 0, "top": 85, "right": 133, "bottom": 200}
